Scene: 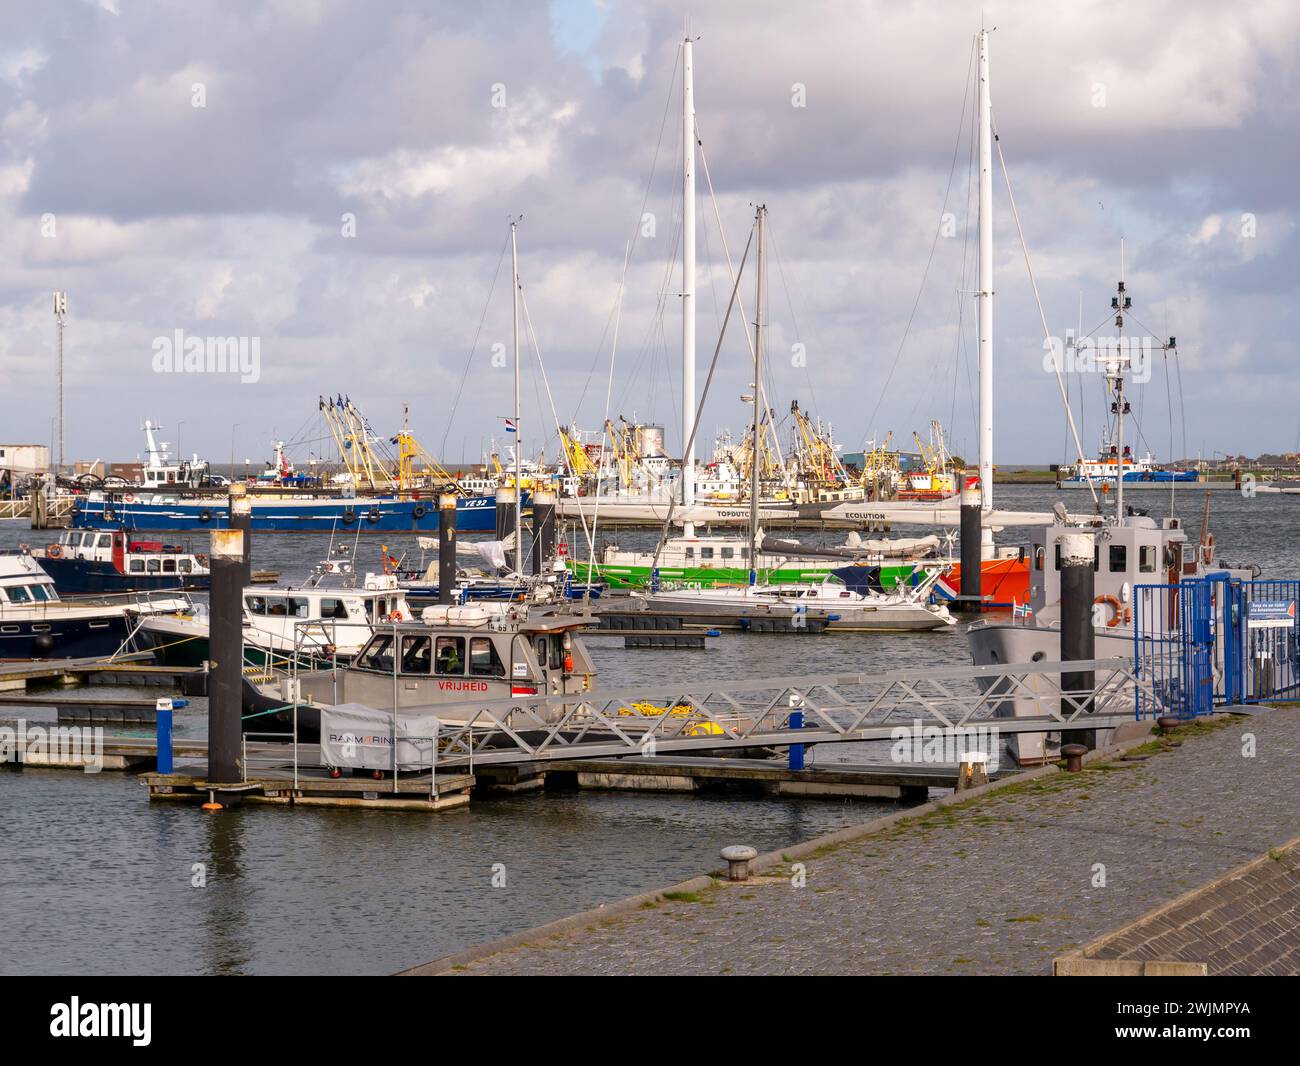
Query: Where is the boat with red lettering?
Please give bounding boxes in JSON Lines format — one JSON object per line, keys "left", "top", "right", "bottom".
{"left": 241, "top": 602, "right": 597, "bottom": 738}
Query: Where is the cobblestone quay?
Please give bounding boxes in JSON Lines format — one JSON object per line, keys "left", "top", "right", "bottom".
{"left": 449, "top": 706, "right": 1298, "bottom": 975}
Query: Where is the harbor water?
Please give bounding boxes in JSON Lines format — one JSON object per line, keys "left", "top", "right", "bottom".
{"left": 1, "top": 485, "right": 1292, "bottom": 974}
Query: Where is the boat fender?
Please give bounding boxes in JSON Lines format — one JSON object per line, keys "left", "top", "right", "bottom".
{"left": 367, "top": 507, "right": 381, "bottom": 524}
{"left": 412, "top": 504, "right": 427, "bottom": 519}
{"left": 1200, "top": 533, "right": 1215, "bottom": 567}
{"left": 342, "top": 507, "right": 356, "bottom": 524}
{"left": 1094, "top": 594, "right": 1129, "bottom": 627}
{"left": 199, "top": 508, "right": 212, "bottom": 523}
{"left": 47, "top": 543, "right": 62, "bottom": 558}
{"left": 390, "top": 610, "right": 403, "bottom": 622}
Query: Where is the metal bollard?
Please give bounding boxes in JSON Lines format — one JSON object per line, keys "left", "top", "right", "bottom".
{"left": 1061, "top": 743, "right": 1088, "bottom": 772}
{"left": 721, "top": 845, "right": 758, "bottom": 882}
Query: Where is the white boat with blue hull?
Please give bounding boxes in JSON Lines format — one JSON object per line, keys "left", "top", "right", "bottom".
{"left": 0, "top": 553, "right": 188, "bottom": 660}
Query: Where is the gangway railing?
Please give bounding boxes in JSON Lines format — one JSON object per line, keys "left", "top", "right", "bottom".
{"left": 295, "top": 656, "right": 1145, "bottom": 772}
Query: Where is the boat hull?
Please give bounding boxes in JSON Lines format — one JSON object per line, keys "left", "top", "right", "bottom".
{"left": 966, "top": 619, "right": 1131, "bottom": 765}
{"left": 70, "top": 494, "right": 503, "bottom": 533}
{"left": 570, "top": 560, "right": 922, "bottom": 591}
{"left": 0, "top": 613, "right": 139, "bottom": 660}
{"left": 37, "top": 556, "right": 209, "bottom": 595}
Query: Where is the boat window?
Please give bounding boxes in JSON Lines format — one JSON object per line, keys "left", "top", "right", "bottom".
{"left": 318, "top": 597, "right": 349, "bottom": 619}
{"left": 6, "top": 585, "right": 30, "bottom": 603}
{"left": 700, "top": 547, "right": 714, "bottom": 560}
{"left": 163, "top": 559, "right": 176, "bottom": 573}
{"left": 684, "top": 547, "right": 694, "bottom": 560}
{"left": 1034, "top": 546, "right": 1045, "bottom": 571}
{"left": 80, "top": 532, "right": 96, "bottom": 548}
{"left": 720, "top": 547, "right": 734, "bottom": 559}
{"left": 178, "top": 559, "right": 192, "bottom": 573}
{"left": 1139, "top": 545, "right": 1157, "bottom": 573}
{"left": 355, "top": 635, "right": 395, "bottom": 672}
{"left": 245, "top": 596, "right": 267, "bottom": 615}
{"left": 469, "top": 637, "right": 505, "bottom": 677}
{"left": 400, "top": 635, "right": 432, "bottom": 674}
{"left": 741, "top": 547, "right": 749, "bottom": 560}
{"left": 30, "top": 584, "right": 53, "bottom": 602}
{"left": 1053, "top": 544, "right": 1060, "bottom": 571}
{"left": 288, "top": 597, "right": 311, "bottom": 617}
{"left": 147, "top": 559, "right": 161, "bottom": 573}
{"left": 550, "top": 636, "right": 565, "bottom": 669}
{"left": 96, "top": 534, "right": 112, "bottom": 548}
{"left": 130, "top": 560, "right": 145, "bottom": 573}
{"left": 1109, "top": 545, "right": 1127, "bottom": 572}
{"left": 435, "top": 636, "right": 465, "bottom": 676}
{"left": 1093, "top": 547, "right": 1100, "bottom": 572}
{"left": 264, "top": 597, "right": 289, "bottom": 616}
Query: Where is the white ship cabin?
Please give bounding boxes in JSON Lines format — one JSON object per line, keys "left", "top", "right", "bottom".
{"left": 1072, "top": 445, "right": 1155, "bottom": 481}
{"left": 603, "top": 531, "right": 760, "bottom": 569}
{"left": 0, "top": 554, "right": 61, "bottom": 609}
{"left": 1026, "top": 516, "right": 1201, "bottom": 620}
{"left": 45, "top": 529, "right": 208, "bottom": 578}
{"left": 242, "top": 575, "right": 411, "bottom": 653}
{"left": 138, "top": 420, "right": 211, "bottom": 488}
{"left": 306, "top": 602, "right": 597, "bottom": 710}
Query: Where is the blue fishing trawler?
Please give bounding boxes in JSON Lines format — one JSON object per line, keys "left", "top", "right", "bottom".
{"left": 70, "top": 491, "right": 501, "bottom": 533}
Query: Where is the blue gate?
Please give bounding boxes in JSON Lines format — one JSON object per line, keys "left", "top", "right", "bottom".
{"left": 1134, "top": 575, "right": 1300, "bottom": 717}
{"left": 1133, "top": 578, "right": 1214, "bottom": 719}
{"left": 1235, "top": 579, "right": 1300, "bottom": 703}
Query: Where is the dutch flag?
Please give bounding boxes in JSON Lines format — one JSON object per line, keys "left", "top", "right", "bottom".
{"left": 504, "top": 418, "right": 516, "bottom": 434}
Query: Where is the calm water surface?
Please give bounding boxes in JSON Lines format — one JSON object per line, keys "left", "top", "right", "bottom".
{"left": 1, "top": 484, "right": 1292, "bottom": 974}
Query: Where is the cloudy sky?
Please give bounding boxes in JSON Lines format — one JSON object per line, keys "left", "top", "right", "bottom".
{"left": 1, "top": 0, "right": 1297, "bottom": 471}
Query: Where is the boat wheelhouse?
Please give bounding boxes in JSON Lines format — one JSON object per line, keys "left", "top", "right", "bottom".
{"left": 244, "top": 603, "right": 597, "bottom": 737}
{"left": 136, "top": 571, "right": 413, "bottom": 669}
{"left": 34, "top": 528, "right": 209, "bottom": 594}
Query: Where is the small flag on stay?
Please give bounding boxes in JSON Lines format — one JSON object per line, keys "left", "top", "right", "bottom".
{"left": 504, "top": 418, "right": 516, "bottom": 433}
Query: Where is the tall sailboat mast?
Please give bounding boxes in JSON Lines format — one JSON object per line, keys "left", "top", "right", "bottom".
{"left": 1113, "top": 241, "right": 1129, "bottom": 521}
{"left": 681, "top": 33, "right": 697, "bottom": 537}
{"left": 511, "top": 218, "right": 523, "bottom": 574}
{"left": 749, "top": 204, "right": 767, "bottom": 580}
{"left": 976, "top": 27, "right": 994, "bottom": 557}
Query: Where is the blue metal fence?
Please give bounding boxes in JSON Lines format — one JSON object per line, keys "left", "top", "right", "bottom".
{"left": 1134, "top": 575, "right": 1300, "bottom": 718}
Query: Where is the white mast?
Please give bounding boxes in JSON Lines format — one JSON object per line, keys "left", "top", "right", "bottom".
{"left": 1114, "top": 239, "right": 1127, "bottom": 521}
{"left": 681, "top": 33, "right": 697, "bottom": 536}
{"left": 53, "top": 292, "right": 67, "bottom": 476}
{"left": 750, "top": 204, "right": 766, "bottom": 579}
{"left": 511, "top": 218, "right": 523, "bottom": 574}
{"left": 977, "top": 28, "right": 994, "bottom": 557}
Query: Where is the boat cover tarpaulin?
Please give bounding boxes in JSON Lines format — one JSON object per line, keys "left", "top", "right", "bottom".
{"left": 319, "top": 703, "right": 441, "bottom": 771}
{"left": 760, "top": 533, "right": 940, "bottom": 560}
